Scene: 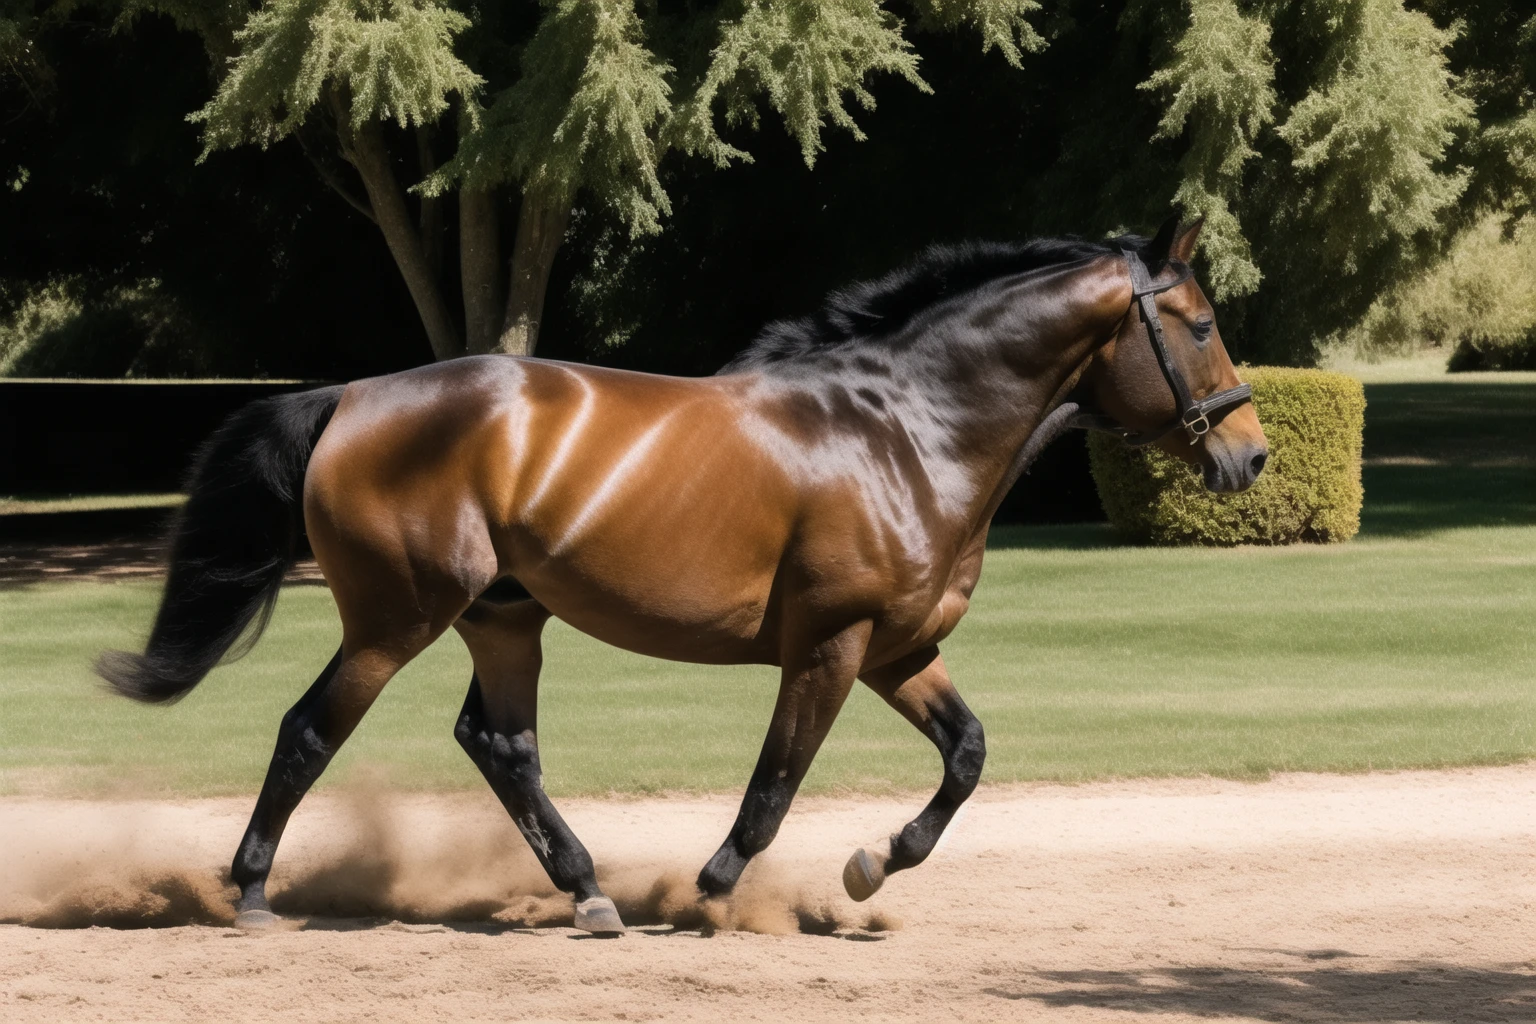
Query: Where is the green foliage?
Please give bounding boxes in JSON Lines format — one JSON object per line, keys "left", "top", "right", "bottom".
{"left": 434, "top": 0, "right": 956, "bottom": 237}
{"left": 910, "top": 0, "right": 1044, "bottom": 69}
{"left": 1088, "top": 368, "right": 1365, "bottom": 546}
{"left": 190, "top": 0, "right": 482, "bottom": 156}
{"left": 0, "top": 276, "right": 211, "bottom": 377}
{"left": 1273, "top": 0, "right": 1473, "bottom": 274}
{"left": 1127, "top": 0, "right": 1480, "bottom": 365}
{"left": 10, "top": 0, "right": 1530, "bottom": 374}
{"left": 1422, "top": 3, "right": 1536, "bottom": 223}
{"left": 670, "top": 0, "right": 927, "bottom": 171}
{"left": 1140, "top": 0, "right": 1274, "bottom": 300}
{"left": 1343, "top": 214, "right": 1536, "bottom": 371}
{"left": 431, "top": 0, "right": 672, "bottom": 234}
{"left": 1, "top": 0, "right": 55, "bottom": 109}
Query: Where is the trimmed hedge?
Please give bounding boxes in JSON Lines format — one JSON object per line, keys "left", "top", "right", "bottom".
{"left": 1088, "top": 367, "right": 1364, "bottom": 545}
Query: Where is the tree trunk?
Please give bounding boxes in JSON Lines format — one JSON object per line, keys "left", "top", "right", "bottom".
{"left": 460, "top": 188, "right": 502, "bottom": 355}
{"left": 416, "top": 127, "right": 445, "bottom": 281}
{"left": 498, "top": 188, "right": 571, "bottom": 357}
{"left": 345, "top": 117, "right": 463, "bottom": 361}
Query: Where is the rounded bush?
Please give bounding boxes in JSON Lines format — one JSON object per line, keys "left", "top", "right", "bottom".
{"left": 1087, "top": 367, "right": 1364, "bottom": 545}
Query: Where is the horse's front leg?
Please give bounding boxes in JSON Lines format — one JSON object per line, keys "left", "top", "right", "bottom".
{"left": 452, "top": 600, "right": 623, "bottom": 934}
{"left": 697, "top": 622, "right": 871, "bottom": 896}
{"left": 843, "top": 646, "right": 985, "bottom": 900}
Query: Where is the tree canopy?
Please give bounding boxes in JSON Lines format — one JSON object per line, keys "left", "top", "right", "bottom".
{"left": 1, "top": 0, "right": 1531, "bottom": 377}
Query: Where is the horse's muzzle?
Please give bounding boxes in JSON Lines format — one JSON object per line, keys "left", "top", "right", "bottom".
{"left": 1203, "top": 442, "right": 1268, "bottom": 493}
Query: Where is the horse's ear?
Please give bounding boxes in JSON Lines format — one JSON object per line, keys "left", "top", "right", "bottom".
{"left": 1171, "top": 217, "right": 1205, "bottom": 263}
{"left": 1147, "top": 216, "right": 1180, "bottom": 265}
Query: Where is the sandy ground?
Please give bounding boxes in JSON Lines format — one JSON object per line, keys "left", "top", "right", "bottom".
{"left": 2, "top": 766, "right": 1534, "bottom": 1023}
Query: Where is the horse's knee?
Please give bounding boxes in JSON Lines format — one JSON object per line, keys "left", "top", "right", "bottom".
{"left": 458, "top": 710, "right": 542, "bottom": 790}
{"left": 492, "top": 730, "right": 542, "bottom": 786}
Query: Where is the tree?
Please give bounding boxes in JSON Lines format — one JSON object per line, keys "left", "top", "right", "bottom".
{"left": 163, "top": 0, "right": 1044, "bottom": 359}
{"left": 559, "top": 0, "right": 1494, "bottom": 368}
{"left": 8, "top": 0, "right": 1529, "bottom": 377}
{"left": 1134, "top": 0, "right": 1477, "bottom": 362}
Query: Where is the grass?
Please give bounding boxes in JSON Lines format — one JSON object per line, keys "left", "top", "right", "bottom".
{"left": 0, "top": 364, "right": 1532, "bottom": 798}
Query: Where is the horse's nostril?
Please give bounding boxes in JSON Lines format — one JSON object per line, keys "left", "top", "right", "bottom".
{"left": 1250, "top": 450, "right": 1268, "bottom": 476}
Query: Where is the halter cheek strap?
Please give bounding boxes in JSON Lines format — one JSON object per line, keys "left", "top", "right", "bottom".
{"left": 1071, "top": 251, "right": 1253, "bottom": 447}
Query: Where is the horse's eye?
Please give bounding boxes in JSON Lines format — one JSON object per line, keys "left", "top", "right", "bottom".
{"left": 1191, "top": 317, "right": 1214, "bottom": 347}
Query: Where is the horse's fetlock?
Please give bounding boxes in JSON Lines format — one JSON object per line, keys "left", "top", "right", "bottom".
{"left": 231, "top": 836, "right": 275, "bottom": 887}
{"left": 734, "top": 817, "right": 781, "bottom": 856}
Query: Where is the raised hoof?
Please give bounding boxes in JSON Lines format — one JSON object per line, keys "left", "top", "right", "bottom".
{"left": 234, "top": 908, "right": 280, "bottom": 930}
{"left": 843, "top": 847, "right": 887, "bottom": 902}
{"left": 573, "top": 895, "right": 626, "bottom": 935}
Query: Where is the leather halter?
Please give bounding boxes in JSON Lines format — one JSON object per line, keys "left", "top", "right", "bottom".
{"left": 1071, "top": 250, "right": 1253, "bottom": 446}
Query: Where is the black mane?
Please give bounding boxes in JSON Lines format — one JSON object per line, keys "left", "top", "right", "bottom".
{"left": 719, "top": 235, "right": 1149, "bottom": 373}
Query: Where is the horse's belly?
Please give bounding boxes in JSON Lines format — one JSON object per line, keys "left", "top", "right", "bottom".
{"left": 527, "top": 571, "right": 778, "bottom": 664}
{"left": 510, "top": 521, "right": 785, "bottom": 665}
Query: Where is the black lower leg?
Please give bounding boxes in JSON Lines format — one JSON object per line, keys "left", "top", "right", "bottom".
{"left": 885, "top": 699, "right": 985, "bottom": 874}
{"left": 697, "top": 756, "right": 798, "bottom": 896}
{"left": 454, "top": 677, "right": 602, "bottom": 902}
{"left": 230, "top": 646, "right": 345, "bottom": 913}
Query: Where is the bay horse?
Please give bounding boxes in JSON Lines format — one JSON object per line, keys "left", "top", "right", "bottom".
{"left": 99, "top": 218, "right": 1267, "bottom": 933}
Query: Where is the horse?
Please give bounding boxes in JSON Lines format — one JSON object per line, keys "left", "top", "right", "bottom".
{"left": 98, "top": 217, "right": 1267, "bottom": 933}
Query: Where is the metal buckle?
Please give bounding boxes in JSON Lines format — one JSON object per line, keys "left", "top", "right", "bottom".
{"left": 1182, "top": 408, "right": 1210, "bottom": 443}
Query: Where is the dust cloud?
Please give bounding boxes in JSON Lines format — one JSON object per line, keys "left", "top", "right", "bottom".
{"left": 0, "top": 784, "right": 897, "bottom": 935}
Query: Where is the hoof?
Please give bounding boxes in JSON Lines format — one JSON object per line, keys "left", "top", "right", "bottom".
{"left": 573, "top": 895, "right": 625, "bottom": 935}
{"left": 843, "top": 848, "right": 886, "bottom": 902}
{"left": 234, "top": 908, "right": 280, "bottom": 931}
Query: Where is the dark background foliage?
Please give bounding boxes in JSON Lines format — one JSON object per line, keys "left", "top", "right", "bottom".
{"left": 1, "top": 1, "right": 1529, "bottom": 379}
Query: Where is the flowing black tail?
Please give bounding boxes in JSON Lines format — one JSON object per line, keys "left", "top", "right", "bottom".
{"left": 96, "top": 386, "right": 345, "bottom": 704}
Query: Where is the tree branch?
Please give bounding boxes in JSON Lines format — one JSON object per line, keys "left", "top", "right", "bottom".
{"left": 296, "top": 124, "right": 377, "bottom": 225}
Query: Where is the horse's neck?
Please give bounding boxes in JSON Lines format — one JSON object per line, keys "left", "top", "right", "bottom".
{"left": 902, "top": 260, "right": 1127, "bottom": 529}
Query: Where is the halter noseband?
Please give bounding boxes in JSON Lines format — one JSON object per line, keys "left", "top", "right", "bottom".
{"left": 1071, "top": 250, "right": 1253, "bottom": 447}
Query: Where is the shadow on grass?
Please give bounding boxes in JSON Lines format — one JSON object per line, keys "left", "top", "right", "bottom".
{"left": 987, "top": 962, "right": 1536, "bottom": 1022}
{"left": 1359, "top": 381, "right": 1536, "bottom": 538}
{"left": 986, "top": 523, "right": 1118, "bottom": 550}
{"left": 1360, "top": 464, "right": 1536, "bottom": 536}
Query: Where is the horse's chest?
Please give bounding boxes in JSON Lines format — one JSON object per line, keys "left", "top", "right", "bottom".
{"left": 879, "top": 542, "right": 984, "bottom": 649}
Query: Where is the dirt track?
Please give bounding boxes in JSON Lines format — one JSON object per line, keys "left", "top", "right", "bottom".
{"left": 3, "top": 765, "right": 1535, "bottom": 1022}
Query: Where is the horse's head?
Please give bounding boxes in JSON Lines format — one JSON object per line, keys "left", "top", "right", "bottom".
{"left": 1079, "top": 218, "right": 1268, "bottom": 493}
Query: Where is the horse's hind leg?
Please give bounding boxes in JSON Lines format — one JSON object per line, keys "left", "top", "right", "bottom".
{"left": 230, "top": 642, "right": 423, "bottom": 925}
{"left": 844, "top": 647, "right": 985, "bottom": 901}
{"left": 452, "top": 599, "right": 622, "bottom": 934}
{"left": 697, "top": 623, "right": 869, "bottom": 897}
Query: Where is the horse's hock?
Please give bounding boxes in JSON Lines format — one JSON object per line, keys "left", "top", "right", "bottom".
{"left": 1088, "top": 367, "right": 1365, "bottom": 545}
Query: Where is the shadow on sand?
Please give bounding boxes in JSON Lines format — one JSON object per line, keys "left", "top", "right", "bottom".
{"left": 985, "top": 959, "right": 1536, "bottom": 1023}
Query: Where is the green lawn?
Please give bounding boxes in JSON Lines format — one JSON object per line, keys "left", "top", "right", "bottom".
{"left": 1, "top": 367, "right": 1532, "bottom": 797}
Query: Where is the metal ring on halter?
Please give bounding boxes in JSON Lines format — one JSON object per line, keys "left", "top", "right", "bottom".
{"left": 1069, "top": 249, "right": 1253, "bottom": 447}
